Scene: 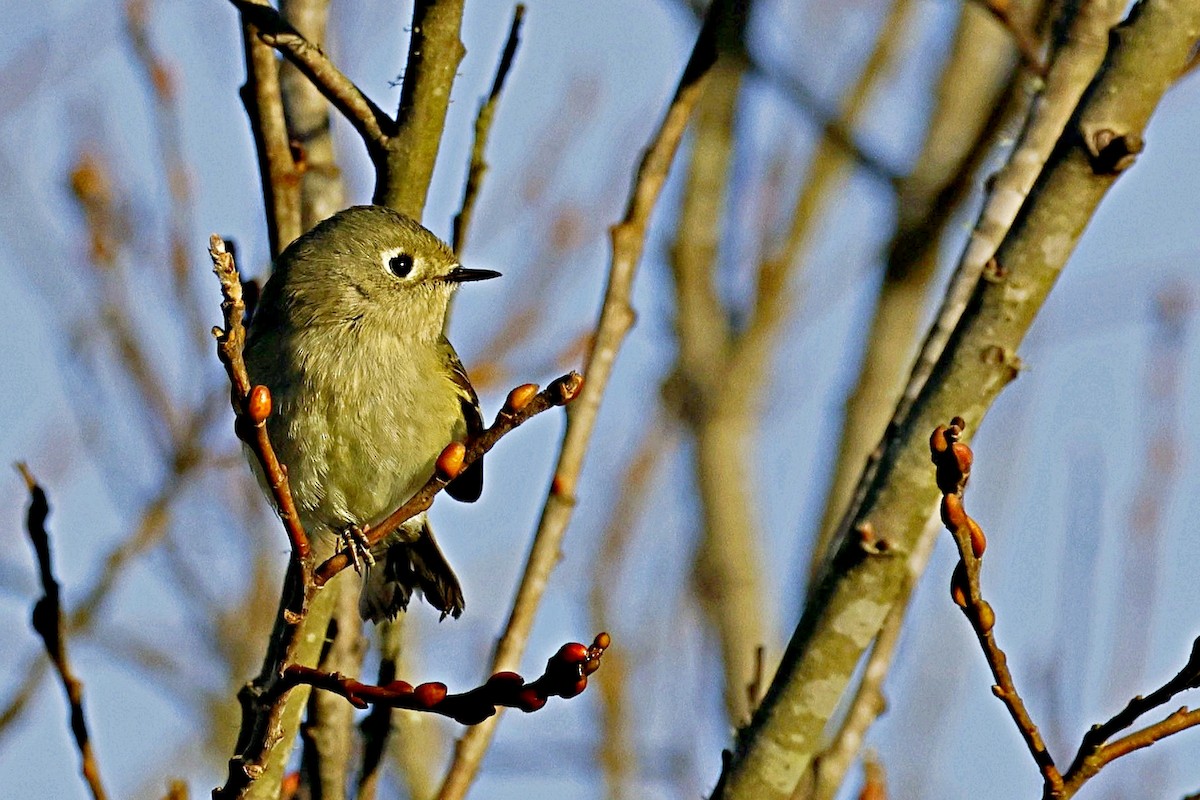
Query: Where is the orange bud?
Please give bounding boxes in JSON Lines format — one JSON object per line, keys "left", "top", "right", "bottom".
{"left": 384, "top": 680, "right": 413, "bottom": 695}
{"left": 951, "top": 562, "right": 969, "bottom": 608}
{"left": 248, "top": 385, "right": 272, "bottom": 423}
{"left": 930, "top": 426, "right": 948, "bottom": 456}
{"left": 941, "top": 494, "right": 967, "bottom": 530}
{"left": 968, "top": 518, "right": 987, "bottom": 558}
{"left": 436, "top": 442, "right": 466, "bottom": 481}
{"left": 951, "top": 442, "right": 973, "bottom": 476}
{"left": 977, "top": 601, "right": 996, "bottom": 633}
{"left": 515, "top": 687, "right": 546, "bottom": 712}
{"left": 505, "top": 383, "right": 539, "bottom": 412}
{"left": 557, "top": 642, "right": 589, "bottom": 664}
{"left": 594, "top": 631, "right": 611, "bottom": 650}
{"left": 486, "top": 671, "right": 524, "bottom": 689}
{"left": 583, "top": 658, "right": 602, "bottom": 676}
{"left": 414, "top": 682, "right": 447, "bottom": 708}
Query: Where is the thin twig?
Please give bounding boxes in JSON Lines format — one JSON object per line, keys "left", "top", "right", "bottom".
{"left": 16, "top": 464, "right": 110, "bottom": 800}
{"left": 282, "top": 633, "right": 610, "bottom": 724}
{"left": 436, "top": 2, "right": 724, "bottom": 796}
{"left": 234, "top": 0, "right": 303, "bottom": 255}
{"left": 1062, "top": 637, "right": 1200, "bottom": 795}
{"left": 211, "top": 235, "right": 324, "bottom": 800}
{"left": 930, "top": 421, "right": 1063, "bottom": 796}
{"left": 452, "top": 4, "right": 525, "bottom": 253}
{"left": 231, "top": 1, "right": 391, "bottom": 152}
{"left": 210, "top": 235, "right": 311, "bottom": 563}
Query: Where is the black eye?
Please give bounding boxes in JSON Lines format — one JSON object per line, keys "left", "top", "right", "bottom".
{"left": 387, "top": 252, "right": 414, "bottom": 278}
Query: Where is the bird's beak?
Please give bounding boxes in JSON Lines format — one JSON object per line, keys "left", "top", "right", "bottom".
{"left": 444, "top": 265, "right": 502, "bottom": 283}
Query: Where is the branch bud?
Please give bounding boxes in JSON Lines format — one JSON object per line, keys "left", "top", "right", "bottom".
{"left": 505, "top": 383, "right": 539, "bottom": 412}
{"left": 436, "top": 442, "right": 467, "bottom": 481}
{"left": 248, "top": 385, "right": 272, "bottom": 424}
{"left": 414, "top": 682, "right": 447, "bottom": 708}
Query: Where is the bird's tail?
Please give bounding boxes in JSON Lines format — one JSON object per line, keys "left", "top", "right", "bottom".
{"left": 358, "top": 517, "right": 465, "bottom": 622}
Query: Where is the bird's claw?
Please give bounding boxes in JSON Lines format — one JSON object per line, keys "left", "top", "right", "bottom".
{"left": 338, "top": 524, "right": 376, "bottom": 574}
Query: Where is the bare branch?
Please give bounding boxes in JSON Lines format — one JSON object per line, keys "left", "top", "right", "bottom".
{"left": 714, "top": 2, "right": 1200, "bottom": 796}
{"left": 234, "top": 0, "right": 303, "bottom": 255}
{"left": 380, "top": 0, "right": 468, "bottom": 217}
{"left": 209, "top": 234, "right": 311, "bottom": 563}
{"left": 231, "top": 0, "right": 391, "bottom": 152}
{"left": 929, "top": 421, "right": 1062, "bottom": 796}
{"left": 452, "top": 4, "right": 525, "bottom": 253}
{"left": 16, "top": 464, "right": 109, "bottom": 800}
{"left": 1063, "top": 638, "right": 1200, "bottom": 794}
{"left": 436, "top": 1, "right": 725, "bottom": 794}
{"left": 281, "top": 633, "right": 610, "bottom": 724}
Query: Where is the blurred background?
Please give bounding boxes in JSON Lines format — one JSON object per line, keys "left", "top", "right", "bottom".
{"left": 1, "top": 0, "right": 1199, "bottom": 798}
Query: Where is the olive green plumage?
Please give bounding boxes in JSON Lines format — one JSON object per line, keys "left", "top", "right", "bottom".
{"left": 245, "top": 205, "right": 498, "bottom": 620}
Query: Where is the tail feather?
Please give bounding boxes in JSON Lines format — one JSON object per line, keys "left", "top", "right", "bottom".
{"left": 358, "top": 518, "right": 464, "bottom": 622}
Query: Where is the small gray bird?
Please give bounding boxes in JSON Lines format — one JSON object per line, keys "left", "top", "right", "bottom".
{"left": 244, "top": 205, "right": 499, "bottom": 621}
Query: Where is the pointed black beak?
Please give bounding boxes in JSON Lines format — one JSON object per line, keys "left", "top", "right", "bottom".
{"left": 445, "top": 265, "right": 502, "bottom": 283}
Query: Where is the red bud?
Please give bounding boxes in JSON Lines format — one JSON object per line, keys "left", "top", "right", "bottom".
{"left": 414, "top": 682, "right": 447, "bottom": 708}
{"left": 248, "top": 385, "right": 272, "bottom": 423}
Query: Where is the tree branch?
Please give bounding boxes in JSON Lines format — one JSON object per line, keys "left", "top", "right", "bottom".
{"left": 929, "top": 421, "right": 1062, "bottom": 796}
{"left": 281, "top": 633, "right": 609, "bottom": 724}
{"left": 313, "top": 374, "right": 584, "bottom": 585}
{"left": 235, "top": 0, "right": 303, "bottom": 255}
{"left": 713, "top": 2, "right": 1200, "bottom": 796}
{"left": 16, "top": 464, "right": 109, "bottom": 800}
{"left": 452, "top": 4, "right": 525, "bottom": 253}
{"left": 435, "top": 2, "right": 725, "bottom": 795}
{"left": 231, "top": 0, "right": 391, "bottom": 153}
{"left": 380, "top": 0, "right": 467, "bottom": 217}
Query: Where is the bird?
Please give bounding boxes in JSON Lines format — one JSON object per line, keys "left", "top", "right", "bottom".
{"left": 243, "top": 205, "right": 500, "bottom": 621}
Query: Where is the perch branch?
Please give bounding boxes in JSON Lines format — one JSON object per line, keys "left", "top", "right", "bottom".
{"left": 313, "top": 373, "right": 584, "bottom": 585}
{"left": 210, "top": 234, "right": 311, "bottom": 563}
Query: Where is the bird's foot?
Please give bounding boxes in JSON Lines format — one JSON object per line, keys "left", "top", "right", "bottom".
{"left": 337, "top": 524, "right": 376, "bottom": 574}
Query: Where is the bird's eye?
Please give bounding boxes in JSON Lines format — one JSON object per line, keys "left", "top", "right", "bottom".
{"left": 386, "top": 252, "right": 414, "bottom": 278}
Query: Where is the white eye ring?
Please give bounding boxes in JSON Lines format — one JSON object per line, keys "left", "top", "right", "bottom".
{"left": 382, "top": 248, "right": 415, "bottom": 279}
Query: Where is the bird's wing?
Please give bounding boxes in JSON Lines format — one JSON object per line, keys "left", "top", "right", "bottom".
{"left": 441, "top": 338, "right": 484, "bottom": 503}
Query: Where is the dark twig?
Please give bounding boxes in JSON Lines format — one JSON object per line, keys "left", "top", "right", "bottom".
{"left": 231, "top": 0, "right": 391, "bottom": 151}
{"left": 314, "top": 374, "right": 584, "bottom": 585}
{"left": 1062, "top": 638, "right": 1200, "bottom": 795}
{"left": 452, "top": 4, "right": 525, "bottom": 253}
{"left": 16, "top": 464, "right": 110, "bottom": 800}
{"left": 282, "top": 633, "right": 610, "bottom": 724}
{"left": 234, "top": 0, "right": 303, "bottom": 255}
{"left": 929, "top": 420, "right": 1063, "bottom": 797}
